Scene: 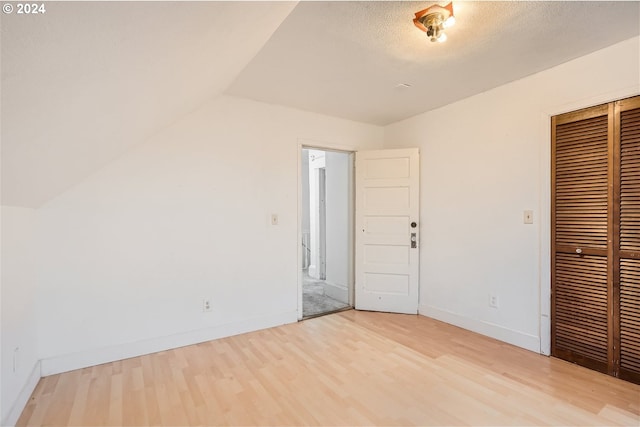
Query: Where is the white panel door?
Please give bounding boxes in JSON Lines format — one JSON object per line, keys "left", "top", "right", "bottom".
{"left": 355, "top": 148, "right": 419, "bottom": 314}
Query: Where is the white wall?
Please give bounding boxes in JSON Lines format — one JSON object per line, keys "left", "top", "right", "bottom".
{"left": 1, "top": 206, "right": 40, "bottom": 426}
{"left": 324, "top": 151, "right": 350, "bottom": 303}
{"left": 36, "top": 95, "right": 383, "bottom": 375}
{"left": 384, "top": 37, "right": 640, "bottom": 353}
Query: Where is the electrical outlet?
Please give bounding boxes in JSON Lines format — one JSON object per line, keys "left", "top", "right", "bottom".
{"left": 202, "top": 298, "right": 212, "bottom": 313}
{"left": 489, "top": 294, "right": 499, "bottom": 308}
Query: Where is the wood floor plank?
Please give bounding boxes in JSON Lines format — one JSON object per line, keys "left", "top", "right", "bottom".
{"left": 16, "top": 310, "right": 640, "bottom": 426}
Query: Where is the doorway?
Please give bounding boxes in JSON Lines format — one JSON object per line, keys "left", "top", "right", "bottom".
{"left": 301, "top": 148, "right": 352, "bottom": 318}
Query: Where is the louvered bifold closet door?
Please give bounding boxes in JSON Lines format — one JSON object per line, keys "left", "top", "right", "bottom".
{"left": 552, "top": 104, "right": 612, "bottom": 374}
{"left": 617, "top": 96, "right": 640, "bottom": 383}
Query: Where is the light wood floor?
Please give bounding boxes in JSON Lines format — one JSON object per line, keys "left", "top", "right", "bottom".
{"left": 17, "top": 310, "right": 640, "bottom": 426}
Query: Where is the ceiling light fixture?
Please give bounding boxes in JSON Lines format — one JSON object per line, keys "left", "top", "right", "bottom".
{"left": 413, "top": 2, "right": 455, "bottom": 43}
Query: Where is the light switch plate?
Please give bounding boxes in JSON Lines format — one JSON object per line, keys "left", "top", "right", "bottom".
{"left": 524, "top": 210, "right": 533, "bottom": 224}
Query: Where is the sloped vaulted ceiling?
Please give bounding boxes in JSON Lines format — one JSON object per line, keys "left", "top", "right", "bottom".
{"left": 1, "top": 1, "right": 297, "bottom": 208}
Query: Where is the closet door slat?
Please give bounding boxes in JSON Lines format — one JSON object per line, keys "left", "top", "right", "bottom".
{"left": 618, "top": 100, "right": 640, "bottom": 383}
{"left": 620, "top": 106, "right": 640, "bottom": 253}
{"left": 554, "top": 114, "right": 609, "bottom": 250}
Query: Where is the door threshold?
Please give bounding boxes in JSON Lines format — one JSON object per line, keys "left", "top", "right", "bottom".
{"left": 302, "top": 306, "right": 353, "bottom": 320}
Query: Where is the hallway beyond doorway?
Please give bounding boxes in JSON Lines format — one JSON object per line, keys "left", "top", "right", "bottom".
{"left": 302, "top": 272, "right": 349, "bottom": 318}
{"left": 301, "top": 147, "right": 352, "bottom": 318}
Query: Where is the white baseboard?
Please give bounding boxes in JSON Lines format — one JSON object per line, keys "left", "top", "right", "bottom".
{"left": 40, "top": 310, "right": 298, "bottom": 376}
{"left": 323, "top": 281, "right": 348, "bottom": 304}
{"left": 419, "top": 304, "right": 540, "bottom": 353}
{"left": 2, "top": 360, "right": 41, "bottom": 427}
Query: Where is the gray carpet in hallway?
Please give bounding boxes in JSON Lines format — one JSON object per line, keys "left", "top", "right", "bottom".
{"left": 303, "top": 275, "right": 350, "bottom": 318}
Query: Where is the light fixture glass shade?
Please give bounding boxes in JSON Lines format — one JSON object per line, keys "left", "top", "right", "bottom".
{"left": 443, "top": 16, "right": 455, "bottom": 28}
{"left": 437, "top": 32, "right": 447, "bottom": 42}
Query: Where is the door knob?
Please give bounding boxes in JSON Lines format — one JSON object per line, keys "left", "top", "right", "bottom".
{"left": 411, "top": 222, "right": 417, "bottom": 228}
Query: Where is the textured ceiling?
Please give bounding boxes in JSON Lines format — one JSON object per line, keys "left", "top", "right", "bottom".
{"left": 226, "top": 1, "right": 640, "bottom": 125}
{"left": 1, "top": 1, "right": 297, "bottom": 207}
{"left": 2, "top": 1, "right": 639, "bottom": 208}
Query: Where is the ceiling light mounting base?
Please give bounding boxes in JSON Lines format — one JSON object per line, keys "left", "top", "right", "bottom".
{"left": 413, "top": 2, "right": 455, "bottom": 43}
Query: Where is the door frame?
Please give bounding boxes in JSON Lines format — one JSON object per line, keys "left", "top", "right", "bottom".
{"left": 297, "top": 139, "right": 356, "bottom": 320}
